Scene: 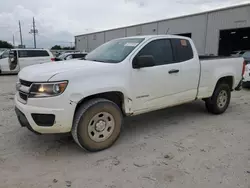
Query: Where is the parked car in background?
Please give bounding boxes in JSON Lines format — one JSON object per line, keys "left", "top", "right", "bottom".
{"left": 242, "top": 51, "right": 250, "bottom": 64}
{"left": 54, "top": 52, "right": 88, "bottom": 61}
{"left": 231, "top": 50, "right": 250, "bottom": 63}
{"left": 50, "top": 50, "right": 81, "bottom": 57}
{"left": 0, "top": 49, "right": 54, "bottom": 74}
{"left": 231, "top": 50, "right": 246, "bottom": 57}
{"left": 0, "top": 49, "right": 10, "bottom": 59}
{"left": 14, "top": 35, "right": 244, "bottom": 152}
{"left": 243, "top": 61, "right": 250, "bottom": 88}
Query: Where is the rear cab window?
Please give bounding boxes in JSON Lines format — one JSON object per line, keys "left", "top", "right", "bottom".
{"left": 135, "top": 37, "right": 194, "bottom": 67}
{"left": 171, "top": 38, "right": 194, "bottom": 62}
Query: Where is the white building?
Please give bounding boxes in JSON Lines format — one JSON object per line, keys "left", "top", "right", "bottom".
{"left": 75, "top": 3, "right": 250, "bottom": 56}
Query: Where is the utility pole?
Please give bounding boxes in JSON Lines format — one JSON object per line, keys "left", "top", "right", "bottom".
{"left": 29, "top": 17, "right": 38, "bottom": 48}
{"left": 19, "top": 20, "right": 23, "bottom": 47}
{"left": 13, "top": 34, "right": 15, "bottom": 47}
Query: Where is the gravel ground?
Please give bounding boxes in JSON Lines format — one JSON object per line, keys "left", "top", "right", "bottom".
{"left": 0, "top": 75, "right": 249, "bottom": 188}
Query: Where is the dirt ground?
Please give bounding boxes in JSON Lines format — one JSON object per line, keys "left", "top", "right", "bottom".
{"left": 0, "top": 75, "right": 249, "bottom": 188}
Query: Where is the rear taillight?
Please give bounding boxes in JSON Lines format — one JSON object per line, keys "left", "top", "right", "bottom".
{"left": 51, "top": 58, "right": 55, "bottom": 61}
{"left": 242, "top": 61, "right": 246, "bottom": 76}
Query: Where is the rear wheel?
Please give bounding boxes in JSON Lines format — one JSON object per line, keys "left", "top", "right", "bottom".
{"left": 205, "top": 84, "right": 231, "bottom": 114}
{"left": 72, "top": 98, "right": 123, "bottom": 152}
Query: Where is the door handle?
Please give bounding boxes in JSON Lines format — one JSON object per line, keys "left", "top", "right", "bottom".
{"left": 168, "top": 69, "right": 179, "bottom": 74}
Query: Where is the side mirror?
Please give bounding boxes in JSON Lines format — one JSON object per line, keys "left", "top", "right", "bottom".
{"left": 133, "top": 55, "right": 155, "bottom": 69}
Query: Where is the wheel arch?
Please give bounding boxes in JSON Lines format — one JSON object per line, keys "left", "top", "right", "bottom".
{"left": 74, "top": 91, "right": 125, "bottom": 115}
{"left": 214, "top": 75, "right": 234, "bottom": 93}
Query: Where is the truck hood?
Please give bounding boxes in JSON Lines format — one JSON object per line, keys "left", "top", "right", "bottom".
{"left": 18, "top": 59, "right": 109, "bottom": 81}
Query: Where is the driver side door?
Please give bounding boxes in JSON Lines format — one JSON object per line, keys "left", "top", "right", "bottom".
{"left": 130, "top": 39, "right": 182, "bottom": 114}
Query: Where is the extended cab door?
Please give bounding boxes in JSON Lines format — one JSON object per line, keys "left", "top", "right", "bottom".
{"left": 170, "top": 38, "right": 200, "bottom": 102}
{"left": 130, "top": 38, "right": 183, "bottom": 113}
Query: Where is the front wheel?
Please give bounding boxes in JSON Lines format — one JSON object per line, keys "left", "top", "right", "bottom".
{"left": 205, "top": 84, "right": 231, "bottom": 114}
{"left": 72, "top": 98, "right": 123, "bottom": 152}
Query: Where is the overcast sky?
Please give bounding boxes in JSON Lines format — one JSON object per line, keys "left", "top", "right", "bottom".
{"left": 0, "top": 0, "right": 248, "bottom": 48}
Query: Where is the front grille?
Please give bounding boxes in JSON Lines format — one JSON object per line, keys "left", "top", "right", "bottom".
{"left": 19, "top": 92, "right": 28, "bottom": 101}
{"left": 20, "top": 79, "right": 33, "bottom": 87}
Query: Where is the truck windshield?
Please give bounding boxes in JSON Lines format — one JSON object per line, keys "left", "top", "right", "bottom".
{"left": 84, "top": 38, "right": 145, "bottom": 63}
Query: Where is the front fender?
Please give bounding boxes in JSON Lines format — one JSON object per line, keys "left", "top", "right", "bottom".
{"left": 68, "top": 85, "right": 132, "bottom": 114}
{"left": 48, "top": 62, "right": 132, "bottom": 113}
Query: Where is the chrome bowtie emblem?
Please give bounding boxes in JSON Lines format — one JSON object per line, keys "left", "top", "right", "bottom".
{"left": 16, "top": 82, "right": 21, "bottom": 91}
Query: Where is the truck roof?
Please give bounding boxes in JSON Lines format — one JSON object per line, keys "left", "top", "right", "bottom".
{"left": 10, "top": 48, "right": 50, "bottom": 51}
{"left": 120, "top": 35, "right": 190, "bottom": 40}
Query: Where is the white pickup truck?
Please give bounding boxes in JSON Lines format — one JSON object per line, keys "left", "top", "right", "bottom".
{"left": 14, "top": 35, "right": 244, "bottom": 152}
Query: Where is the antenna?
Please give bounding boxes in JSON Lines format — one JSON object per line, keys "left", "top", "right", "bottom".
{"left": 166, "top": 28, "right": 170, "bottom": 34}
{"left": 19, "top": 20, "right": 23, "bottom": 47}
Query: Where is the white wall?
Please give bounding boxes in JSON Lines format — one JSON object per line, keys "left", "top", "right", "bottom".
{"left": 205, "top": 5, "right": 250, "bottom": 55}
{"left": 158, "top": 14, "right": 207, "bottom": 55}
{"left": 141, "top": 23, "right": 158, "bottom": 35}
{"left": 75, "top": 4, "right": 250, "bottom": 55}
{"left": 87, "top": 32, "right": 105, "bottom": 52}
{"left": 127, "top": 26, "right": 141, "bottom": 36}
{"left": 105, "top": 28, "right": 126, "bottom": 42}
{"left": 75, "top": 35, "right": 88, "bottom": 52}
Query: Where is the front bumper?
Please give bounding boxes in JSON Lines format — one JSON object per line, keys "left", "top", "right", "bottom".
{"left": 15, "top": 94, "right": 76, "bottom": 134}
{"left": 15, "top": 107, "right": 41, "bottom": 134}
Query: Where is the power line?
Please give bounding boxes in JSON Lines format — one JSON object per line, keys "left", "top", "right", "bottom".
{"left": 29, "top": 17, "right": 38, "bottom": 48}
{"left": 12, "top": 35, "right": 15, "bottom": 47}
{"left": 19, "top": 21, "right": 23, "bottom": 47}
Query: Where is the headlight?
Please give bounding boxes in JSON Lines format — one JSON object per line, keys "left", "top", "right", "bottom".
{"left": 29, "top": 81, "right": 68, "bottom": 98}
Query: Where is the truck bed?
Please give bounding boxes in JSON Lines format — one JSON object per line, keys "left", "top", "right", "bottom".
{"left": 197, "top": 56, "right": 243, "bottom": 99}
{"left": 199, "top": 55, "right": 240, "bottom": 60}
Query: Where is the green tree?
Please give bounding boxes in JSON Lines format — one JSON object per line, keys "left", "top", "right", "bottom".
{"left": 62, "top": 46, "right": 75, "bottom": 50}
{"left": 51, "top": 45, "right": 62, "bottom": 50}
{"left": 0, "top": 40, "right": 13, "bottom": 48}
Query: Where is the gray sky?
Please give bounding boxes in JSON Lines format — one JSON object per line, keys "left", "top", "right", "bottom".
{"left": 0, "top": 0, "right": 248, "bottom": 48}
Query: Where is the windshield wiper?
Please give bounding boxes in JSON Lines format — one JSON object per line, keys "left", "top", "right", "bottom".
{"left": 87, "top": 59, "right": 107, "bottom": 63}
{"left": 84, "top": 59, "right": 118, "bottom": 63}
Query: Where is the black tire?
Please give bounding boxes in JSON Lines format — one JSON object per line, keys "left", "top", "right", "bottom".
{"left": 205, "top": 83, "right": 231, "bottom": 114}
{"left": 71, "top": 98, "right": 123, "bottom": 152}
